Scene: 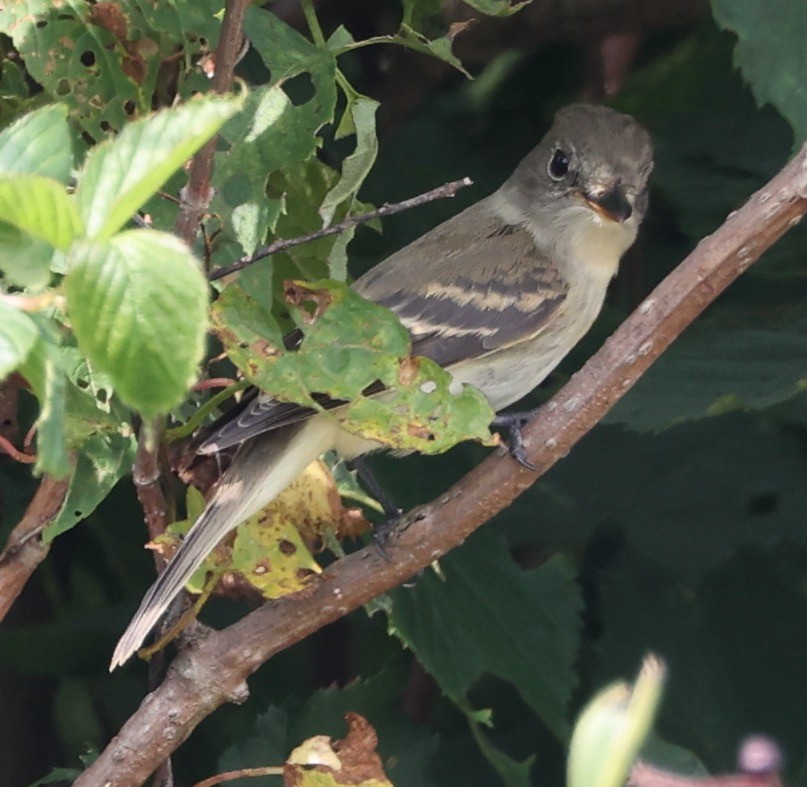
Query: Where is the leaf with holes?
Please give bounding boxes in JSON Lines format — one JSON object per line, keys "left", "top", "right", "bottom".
{"left": 65, "top": 230, "right": 209, "bottom": 418}
{"left": 212, "top": 280, "right": 495, "bottom": 454}
{"left": 319, "top": 96, "right": 379, "bottom": 226}
{"left": 44, "top": 431, "right": 137, "bottom": 542}
{"left": 0, "top": 1, "right": 141, "bottom": 138}
{"left": 75, "top": 95, "right": 243, "bottom": 239}
{"left": 212, "top": 6, "right": 338, "bottom": 256}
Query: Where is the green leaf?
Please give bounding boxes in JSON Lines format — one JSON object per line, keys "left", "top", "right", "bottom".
{"left": 712, "top": 0, "right": 807, "bottom": 144}
{"left": 0, "top": 301, "right": 39, "bottom": 378}
{"left": 65, "top": 230, "right": 209, "bottom": 418}
{"left": 18, "top": 325, "right": 72, "bottom": 479}
{"left": 75, "top": 96, "right": 243, "bottom": 239}
{"left": 0, "top": 227, "right": 57, "bottom": 289}
{"left": 44, "top": 431, "right": 136, "bottom": 542}
{"left": 27, "top": 766, "right": 83, "bottom": 786}
{"left": 471, "top": 724, "right": 535, "bottom": 787}
{"left": 567, "top": 657, "right": 665, "bottom": 787}
{"left": 213, "top": 6, "right": 338, "bottom": 256}
{"left": 319, "top": 97, "right": 379, "bottom": 226}
{"left": 0, "top": 175, "right": 83, "bottom": 249}
{"left": 639, "top": 734, "right": 708, "bottom": 778}
{"left": 325, "top": 25, "right": 355, "bottom": 52}
{"left": 593, "top": 542, "right": 807, "bottom": 769}
{"left": 212, "top": 280, "right": 495, "bottom": 454}
{"left": 607, "top": 298, "right": 807, "bottom": 432}
{"left": 395, "top": 24, "right": 471, "bottom": 77}
{"left": 389, "top": 531, "right": 583, "bottom": 737}
{"left": 0, "top": 1, "right": 142, "bottom": 138}
{"left": 401, "top": 0, "right": 442, "bottom": 29}
{"left": 127, "top": 0, "right": 224, "bottom": 45}
{"left": 459, "top": 0, "right": 531, "bottom": 16}
{"left": 219, "top": 664, "right": 446, "bottom": 787}
{"left": 520, "top": 414, "right": 807, "bottom": 580}
{"left": 0, "top": 104, "right": 72, "bottom": 181}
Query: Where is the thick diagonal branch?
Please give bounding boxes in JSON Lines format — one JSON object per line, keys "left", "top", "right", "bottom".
{"left": 79, "top": 143, "right": 807, "bottom": 786}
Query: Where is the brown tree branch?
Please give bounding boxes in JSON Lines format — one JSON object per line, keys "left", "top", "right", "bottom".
{"left": 80, "top": 144, "right": 807, "bottom": 785}
{"left": 0, "top": 433, "right": 36, "bottom": 464}
{"left": 0, "top": 474, "right": 70, "bottom": 622}
{"left": 135, "top": 0, "right": 253, "bottom": 556}
{"left": 132, "top": 421, "right": 170, "bottom": 572}
{"left": 135, "top": 0, "right": 253, "bottom": 550}
{"left": 126, "top": 5, "right": 254, "bottom": 786}
{"left": 629, "top": 762, "right": 781, "bottom": 787}
{"left": 173, "top": 0, "right": 251, "bottom": 246}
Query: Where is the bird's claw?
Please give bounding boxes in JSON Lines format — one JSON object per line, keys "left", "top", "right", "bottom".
{"left": 492, "top": 411, "right": 539, "bottom": 471}
{"left": 372, "top": 512, "right": 402, "bottom": 562}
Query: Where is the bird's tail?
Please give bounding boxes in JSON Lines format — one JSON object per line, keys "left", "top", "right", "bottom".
{"left": 110, "top": 416, "right": 340, "bottom": 670}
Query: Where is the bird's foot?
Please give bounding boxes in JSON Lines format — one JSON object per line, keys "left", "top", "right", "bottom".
{"left": 348, "top": 456, "right": 403, "bottom": 561}
{"left": 492, "top": 411, "right": 538, "bottom": 470}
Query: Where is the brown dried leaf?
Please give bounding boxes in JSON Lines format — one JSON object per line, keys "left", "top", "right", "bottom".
{"left": 284, "top": 714, "right": 392, "bottom": 787}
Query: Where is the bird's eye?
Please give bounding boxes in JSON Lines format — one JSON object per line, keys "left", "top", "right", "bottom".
{"left": 548, "top": 148, "right": 570, "bottom": 180}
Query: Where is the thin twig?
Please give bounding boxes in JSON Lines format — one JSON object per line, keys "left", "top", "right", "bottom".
{"left": 629, "top": 762, "right": 781, "bottom": 787}
{"left": 132, "top": 420, "right": 170, "bottom": 570}
{"left": 208, "top": 177, "right": 474, "bottom": 281}
{"left": 135, "top": 14, "right": 254, "bottom": 785}
{"left": 77, "top": 138, "right": 807, "bottom": 787}
{"left": 192, "top": 766, "right": 284, "bottom": 787}
{"left": 135, "top": 0, "right": 253, "bottom": 573}
{"left": 174, "top": 0, "right": 252, "bottom": 246}
{"left": 192, "top": 377, "right": 238, "bottom": 392}
{"left": 0, "top": 433, "right": 36, "bottom": 464}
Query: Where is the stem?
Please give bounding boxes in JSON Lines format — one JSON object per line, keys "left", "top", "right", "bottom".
{"left": 209, "top": 178, "right": 473, "bottom": 281}
{"left": 164, "top": 381, "right": 249, "bottom": 444}
{"left": 300, "top": 0, "right": 326, "bottom": 47}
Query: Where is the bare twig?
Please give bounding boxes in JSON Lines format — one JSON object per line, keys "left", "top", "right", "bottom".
{"left": 79, "top": 143, "right": 807, "bottom": 785}
{"left": 629, "top": 762, "right": 781, "bottom": 787}
{"left": 134, "top": 0, "right": 252, "bottom": 555}
{"left": 0, "top": 474, "right": 70, "bottom": 622}
{"left": 192, "top": 766, "right": 284, "bottom": 787}
{"left": 133, "top": 0, "right": 252, "bottom": 576}
{"left": 192, "top": 377, "right": 238, "bottom": 392}
{"left": 132, "top": 420, "right": 170, "bottom": 571}
{"left": 126, "top": 7, "right": 254, "bottom": 786}
{"left": 0, "top": 433, "right": 36, "bottom": 464}
{"left": 208, "top": 177, "right": 474, "bottom": 281}
{"left": 174, "top": 0, "right": 252, "bottom": 246}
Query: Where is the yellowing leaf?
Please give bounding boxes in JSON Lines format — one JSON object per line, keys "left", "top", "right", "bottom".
{"left": 285, "top": 714, "right": 392, "bottom": 787}
{"left": 162, "top": 461, "right": 364, "bottom": 603}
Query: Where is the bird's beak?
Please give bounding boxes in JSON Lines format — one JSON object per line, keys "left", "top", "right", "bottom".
{"left": 582, "top": 185, "right": 633, "bottom": 223}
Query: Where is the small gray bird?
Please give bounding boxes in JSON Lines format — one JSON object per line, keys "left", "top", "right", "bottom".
{"left": 111, "top": 104, "right": 653, "bottom": 669}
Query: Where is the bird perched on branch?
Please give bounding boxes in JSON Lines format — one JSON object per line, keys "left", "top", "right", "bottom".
{"left": 111, "top": 103, "right": 653, "bottom": 670}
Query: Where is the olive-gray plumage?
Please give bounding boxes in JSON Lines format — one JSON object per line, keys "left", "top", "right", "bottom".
{"left": 110, "top": 104, "right": 653, "bottom": 670}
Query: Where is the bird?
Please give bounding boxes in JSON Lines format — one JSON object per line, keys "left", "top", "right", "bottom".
{"left": 110, "top": 103, "right": 653, "bottom": 670}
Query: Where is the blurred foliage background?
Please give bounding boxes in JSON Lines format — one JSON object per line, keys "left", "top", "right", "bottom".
{"left": 1, "top": 0, "right": 807, "bottom": 784}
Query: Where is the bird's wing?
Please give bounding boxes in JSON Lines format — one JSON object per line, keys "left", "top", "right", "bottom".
{"left": 355, "top": 200, "right": 569, "bottom": 369}
{"left": 201, "top": 202, "right": 567, "bottom": 453}
{"left": 198, "top": 389, "right": 322, "bottom": 453}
